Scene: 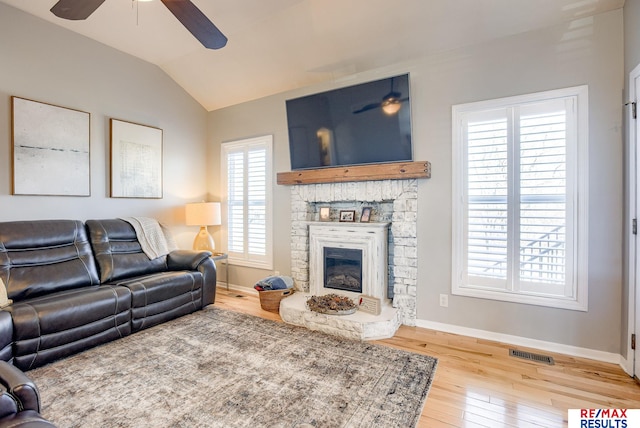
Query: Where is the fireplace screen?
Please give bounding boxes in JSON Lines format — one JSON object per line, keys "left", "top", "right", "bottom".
{"left": 323, "top": 247, "right": 363, "bottom": 293}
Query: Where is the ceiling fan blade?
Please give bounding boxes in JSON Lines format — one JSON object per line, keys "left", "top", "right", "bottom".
{"left": 353, "top": 103, "right": 381, "bottom": 114}
{"left": 50, "top": 0, "right": 106, "bottom": 20}
{"left": 160, "top": 0, "right": 227, "bottom": 49}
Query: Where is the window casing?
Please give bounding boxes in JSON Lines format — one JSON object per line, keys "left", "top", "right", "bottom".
{"left": 221, "top": 135, "right": 273, "bottom": 270}
{"left": 452, "top": 86, "right": 588, "bottom": 310}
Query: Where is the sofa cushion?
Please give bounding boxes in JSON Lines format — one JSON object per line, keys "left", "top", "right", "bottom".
{"left": 0, "top": 220, "right": 100, "bottom": 301}
{"left": 107, "top": 271, "right": 203, "bottom": 331}
{"left": 7, "top": 286, "right": 131, "bottom": 371}
{"left": 85, "top": 219, "right": 167, "bottom": 283}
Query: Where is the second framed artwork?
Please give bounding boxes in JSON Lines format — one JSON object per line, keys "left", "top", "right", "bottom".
{"left": 110, "top": 119, "right": 163, "bottom": 198}
{"left": 360, "top": 207, "right": 372, "bottom": 222}
{"left": 339, "top": 210, "right": 356, "bottom": 222}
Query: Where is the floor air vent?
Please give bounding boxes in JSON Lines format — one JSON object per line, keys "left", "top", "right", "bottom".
{"left": 509, "top": 349, "right": 555, "bottom": 365}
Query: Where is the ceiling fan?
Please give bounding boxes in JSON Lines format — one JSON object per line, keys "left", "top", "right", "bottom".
{"left": 353, "top": 77, "right": 409, "bottom": 115}
{"left": 49, "top": 0, "right": 227, "bottom": 49}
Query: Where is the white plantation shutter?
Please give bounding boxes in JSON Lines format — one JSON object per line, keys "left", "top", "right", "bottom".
{"left": 247, "top": 148, "right": 267, "bottom": 256}
{"left": 227, "top": 151, "right": 245, "bottom": 254}
{"left": 518, "top": 102, "right": 571, "bottom": 296}
{"left": 466, "top": 111, "right": 509, "bottom": 288}
{"left": 453, "top": 87, "right": 588, "bottom": 310}
{"left": 222, "top": 136, "right": 273, "bottom": 269}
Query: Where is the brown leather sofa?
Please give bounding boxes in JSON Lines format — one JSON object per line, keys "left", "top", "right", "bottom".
{"left": 0, "top": 219, "right": 217, "bottom": 371}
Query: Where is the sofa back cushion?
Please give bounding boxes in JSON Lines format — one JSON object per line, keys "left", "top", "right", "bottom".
{"left": 85, "top": 219, "right": 167, "bottom": 283}
{"left": 0, "top": 220, "right": 100, "bottom": 300}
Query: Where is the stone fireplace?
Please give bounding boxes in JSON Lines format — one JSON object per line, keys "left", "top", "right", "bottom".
{"left": 279, "top": 178, "right": 419, "bottom": 340}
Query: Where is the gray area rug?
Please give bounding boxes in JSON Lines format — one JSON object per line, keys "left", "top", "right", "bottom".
{"left": 28, "top": 307, "right": 437, "bottom": 427}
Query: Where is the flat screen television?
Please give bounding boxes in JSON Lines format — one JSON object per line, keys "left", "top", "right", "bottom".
{"left": 286, "top": 73, "right": 412, "bottom": 170}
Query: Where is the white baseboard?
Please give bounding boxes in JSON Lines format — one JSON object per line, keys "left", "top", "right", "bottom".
{"left": 416, "top": 319, "right": 624, "bottom": 368}
{"left": 620, "top": 354, "right": 633, "bottom": 376}
{"left": 217, "top": 283, "right": 258, "bottom": 296}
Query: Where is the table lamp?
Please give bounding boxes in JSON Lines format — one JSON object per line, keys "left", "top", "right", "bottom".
{"left": 185, "top": 202, "right": 221, "bottom": 252}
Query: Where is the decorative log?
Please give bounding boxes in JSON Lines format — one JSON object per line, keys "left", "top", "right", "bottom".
{"left": 276, "top": 161, "right": 431, "bottom": 185}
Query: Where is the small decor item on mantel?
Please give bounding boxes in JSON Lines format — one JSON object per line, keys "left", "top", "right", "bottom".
{"left": 307, "top": 294, "right": 357, "bottom": 315}
{"left": 360, "top": 207, "right": 372, "bottom": 223}
{"left": 339, "top": 210, "right": 356, "bottom": 222}
{"left": 319, "top": 206, "right": 330, "bottom": 222}
{"left": 358, "top": 295, "right": 381, "bottom": 315}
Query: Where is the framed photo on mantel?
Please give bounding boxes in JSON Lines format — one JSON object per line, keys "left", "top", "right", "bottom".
{"left": 339, "top": 210, "right": 356, "bottom": 222}
{"left": 319, "top": 206, "right": 330, "bottom": 221}
{"left": 360, "top": 207, "right": 372, "bottom": 222}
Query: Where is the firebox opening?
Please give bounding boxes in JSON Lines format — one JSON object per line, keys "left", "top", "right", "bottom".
{"left": 323, "top": 247, "right": 363, "bottom": 293}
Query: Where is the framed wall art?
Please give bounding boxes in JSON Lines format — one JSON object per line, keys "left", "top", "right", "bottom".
{"left": 11, "top": 96, "right": 90, "bottom": 196}
{"left": 110, "top": 118, "right": 163, "bottom": 198}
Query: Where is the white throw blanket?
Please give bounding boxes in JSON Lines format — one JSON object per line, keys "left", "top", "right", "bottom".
{"left": 121, "top": 217, "right": 178, "bottom": 260}
{"left": 0, "top": 277, "right": 12, "bottom": 308}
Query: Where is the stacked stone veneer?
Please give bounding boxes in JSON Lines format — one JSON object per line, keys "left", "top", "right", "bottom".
{"left": 290, "top": 179, "right": 418, "bottom": 326}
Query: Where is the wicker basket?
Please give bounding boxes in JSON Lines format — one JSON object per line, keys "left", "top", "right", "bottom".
{"left": 258, "top": 288, "right": 295, "bottom": 313}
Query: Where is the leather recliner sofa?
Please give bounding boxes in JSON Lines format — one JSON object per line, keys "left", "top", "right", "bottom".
{"left": 0, "top": 360, "right": 54, "bottom": 427}
{"left": 0, "top": 218, "right": 217, "bottom": 371}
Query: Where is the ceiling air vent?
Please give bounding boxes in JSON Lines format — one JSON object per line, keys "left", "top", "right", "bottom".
{"left": 509, "top": 349, "right": 555, "bottom": 365}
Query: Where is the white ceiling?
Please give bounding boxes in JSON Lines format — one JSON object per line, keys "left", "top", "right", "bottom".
{"left": 0, "top": 0, "right": 625, "bottom": 111}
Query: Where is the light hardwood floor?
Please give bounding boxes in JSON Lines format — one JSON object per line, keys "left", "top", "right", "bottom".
{"left": 214, "top": 288, "right": 640, "bottom": 428}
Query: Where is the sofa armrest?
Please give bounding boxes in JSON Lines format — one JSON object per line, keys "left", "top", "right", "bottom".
{"left": 0, "top": 362, "right": 40, "bottom": 413}
{"left": 167, "top": 250, "right": 211, "bottom": 271}
{"left": 167, "top": 251, "right": 217, "bottom": 306}
{"left": 0, "top": 385, "right": 18, "bottom": 420}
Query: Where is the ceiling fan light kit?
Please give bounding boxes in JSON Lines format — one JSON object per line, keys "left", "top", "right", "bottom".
{"left": 49, "top": 0, "right": 227, "bottom": 50}
{"left": 381, "top": 98, "right": 402, "bottom": 115}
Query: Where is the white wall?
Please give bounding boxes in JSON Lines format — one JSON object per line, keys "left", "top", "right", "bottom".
{"left": 208, "top": 8, "right": 625, "bottom": 353}
{"left": 0, "top": 3, "right": 209, "bottom": 249}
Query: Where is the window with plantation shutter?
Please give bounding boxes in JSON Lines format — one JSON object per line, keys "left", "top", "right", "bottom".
{"left": 452, "top": 86, "right": 588, "bottom": 310}
{"left": 221, "top": 135, "right": 273, "bottom": 270}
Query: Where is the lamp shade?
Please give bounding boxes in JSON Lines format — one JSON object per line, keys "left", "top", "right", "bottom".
{"left": 185, "top": 202, "right": 221, "bottom": 226}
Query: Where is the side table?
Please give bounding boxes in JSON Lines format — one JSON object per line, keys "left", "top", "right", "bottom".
{"left": 210, "top": 252, "right": 229, "bottom": 290}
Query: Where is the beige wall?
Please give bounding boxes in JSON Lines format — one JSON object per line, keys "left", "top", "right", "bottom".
{"left": 0, "top": 3, "right": 209, "bottom": 249}
{"left": 208, "top": 9, "right": 625, "bottom": 354}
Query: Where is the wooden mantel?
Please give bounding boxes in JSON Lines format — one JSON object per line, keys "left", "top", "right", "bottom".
{"left": 276, "top": 161, "right": 431, "bottom": 185}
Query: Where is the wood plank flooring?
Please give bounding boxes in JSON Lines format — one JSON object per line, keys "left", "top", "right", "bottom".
{"left": 214, "top": 288, "right": 640, "bottom": 428}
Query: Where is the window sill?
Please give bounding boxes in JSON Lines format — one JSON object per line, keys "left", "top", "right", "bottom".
{"left": 452, "top": 286, "right": 587, "bottom": 311}
{"left": 228, "top": 257, "right": 273, "bottom": 271}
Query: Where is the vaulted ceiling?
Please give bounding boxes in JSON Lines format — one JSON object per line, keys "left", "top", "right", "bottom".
{"left": 0, "top": 0, "right": 625, "bottom": 111}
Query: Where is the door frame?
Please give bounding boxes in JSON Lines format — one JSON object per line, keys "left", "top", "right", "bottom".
{"left": 626, "top": 62, "right": 640, "bottom": 378}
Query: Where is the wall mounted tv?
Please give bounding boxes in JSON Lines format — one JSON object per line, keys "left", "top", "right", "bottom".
{"left": 286, "top": 73, "right": 412, "bottom": 170}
